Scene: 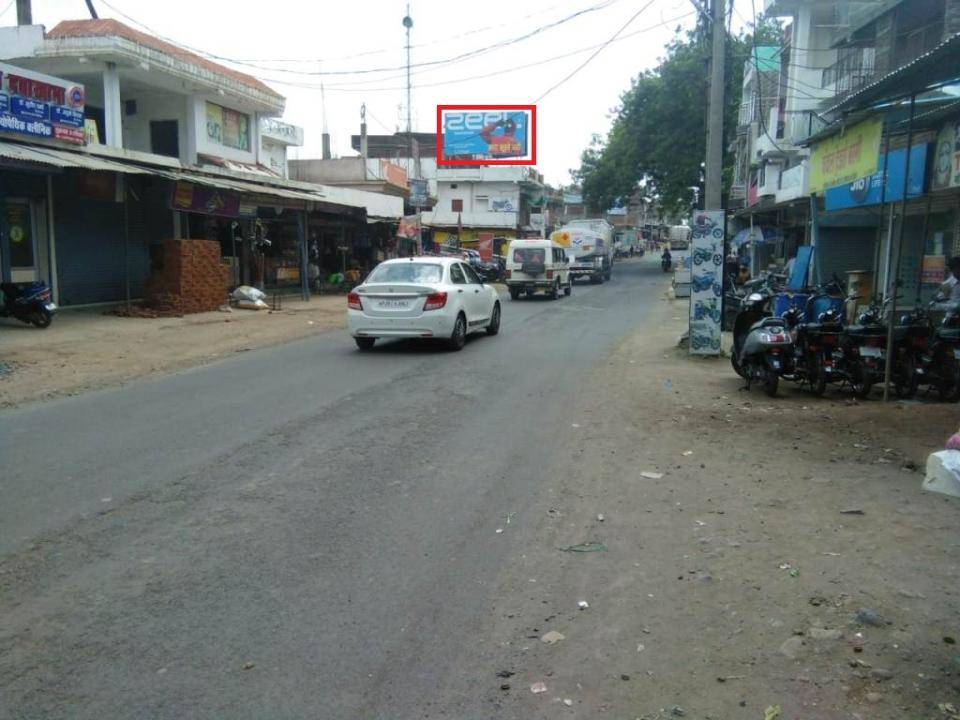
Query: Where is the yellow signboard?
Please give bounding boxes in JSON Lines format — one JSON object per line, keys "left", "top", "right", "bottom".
{"left": 809, "top": 117, "right": 883, "bottom": 194}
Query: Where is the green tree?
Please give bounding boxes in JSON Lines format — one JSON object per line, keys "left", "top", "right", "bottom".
{"left": 573, "top": 19, "right": 782, "bottom": 216}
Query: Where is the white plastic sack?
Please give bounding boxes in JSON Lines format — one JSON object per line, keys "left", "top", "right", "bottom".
{"left": 236, "top": 299, "right": 268, "bottom": 311}
{"left": 231, "top": 285, "right": 266, "bottom": 303}
{"left": 923, "top": 450, "right": 960, "bottom": 498}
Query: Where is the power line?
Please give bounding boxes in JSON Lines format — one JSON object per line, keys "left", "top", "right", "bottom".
{"left": 534, "top": 0, "right": 658, "bottom": 103}
{"left": 265, "top": 10, "right": 694, "bottom": 93}
{"left": 100, "top": 0, "right": 622, "bottom": 78}
{"left": 0, "top": 0, "right": 15, "bottom": 18}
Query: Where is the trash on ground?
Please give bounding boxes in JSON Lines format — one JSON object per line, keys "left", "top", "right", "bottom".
{"left": 530, "top": 681, "right": 547, "bottom": 694}
{"left": 641, "top": 471, "right": 664, "bottom": 480}
{"left": 924, "top": 450, "right": 960, "bottom": 498}
{"left": 669, "top": 706, "right": 686, "bottom": 717}
{"left": 577, "top": 601, "right": 589, "bottom": 610}
{"left": 597, "top": 513, "right": 605, "bottom": 522}
{"left": 495, "top": 528, "right": 504, "bottom": 534}
{"left": 789, "top": 568, "right": 800, "bottom": 578}
{"left": 855, "top": 609, "right": 882, "bottom": 627}
{"left": 541, "top": 630, "right": 566, "bottom": 645}
{"left": 500, "top": 683, "right": 510, "bottom": 691}
{"left": 571, "top": 423, "right": 580, "bottom": 428}
{"left": 563, "top": 698, "right": 573, "bottom": 707}
{"left": 496, "top": 670, "right": 515, "bottom": 678}
{"left": 242, "top": 661, "right": 255, "bottom": 670}
{"left": 764, "top": 706, "right": 781, "bottom": 720}
{"left": 682, "top": 450, "right": 693, "bottom": 456}
{"left": 636, "top": 643, "right": 645, "bottom": 653}
{"left": 840, "top": 508, "right": 865, "bottom": 515}
{"left": 559, "top": 542, "right": 607, "bottom": 553}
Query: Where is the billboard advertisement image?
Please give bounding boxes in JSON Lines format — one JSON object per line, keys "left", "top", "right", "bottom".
{"left": 437, "top": 105, "right": 536, "bottom": 166}
{"left": 689, "top": 211, "right": 724, "bottom": 356}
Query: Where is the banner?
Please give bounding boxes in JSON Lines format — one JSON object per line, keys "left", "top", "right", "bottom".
{"left": 206, "top": 102, "right": 250, "bottom": 151}
{"left": 689, "top": 211, "right": 724, "bottom": 356}
{"left": 824, "top": 143, "right": 927, "bottom": 211}
{"left": 0, "top": 62, "right": 85, "bottom": 145}
{"left": 409, "top": 179, "right": 429, "bottom": 207}
{"left": 170, "top": 181, "right": 241, "bottom": 217}
{"left": 442, "top": 110, "right": 529, "bottom": 159}
{"left": 397, "top": 215, "right": 419, "bottom": 239}
{"left": 922, "top": 255, "right": 947, "bottom": 284}
{"left": 932, "top": 120, "right": 960, "bottom": 191}
{"left": 809, "top": 117, "right": 882, "bottom": 193}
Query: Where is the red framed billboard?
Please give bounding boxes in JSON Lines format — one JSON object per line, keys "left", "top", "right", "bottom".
{"left": 436, "top": 104, "right": 537, "bottom": 167}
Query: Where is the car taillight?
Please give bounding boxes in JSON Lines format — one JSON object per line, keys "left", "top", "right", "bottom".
{"left": 347, "top": 292, "right": 362, "bottom": 311}
{"left": 546, "top": 269, "right": 554, "bottom": 280}
{"left": 505, "top": 269, "right": 512, "bottom": 279}
{"left": 423, "top": 292, "right": 447, "bottom": 311}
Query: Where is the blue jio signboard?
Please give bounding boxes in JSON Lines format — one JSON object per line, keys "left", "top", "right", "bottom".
{"left": 824, "top": 144, "right": 927, "bottom": 211}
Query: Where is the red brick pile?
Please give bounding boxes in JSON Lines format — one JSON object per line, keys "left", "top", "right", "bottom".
{"left": 144, "top": 239, "right": 230, "bottom": 315}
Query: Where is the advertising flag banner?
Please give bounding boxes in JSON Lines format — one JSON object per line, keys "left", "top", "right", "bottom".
{"left": 689, "top": 211, "right": 724, "bottom": 356}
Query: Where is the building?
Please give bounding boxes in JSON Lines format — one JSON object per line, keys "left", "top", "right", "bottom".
{"left": 0, "top": 17, "right": 400, "bottom": 306}
{"left": 734, "top": 0, "right": 960, "bottom": 306}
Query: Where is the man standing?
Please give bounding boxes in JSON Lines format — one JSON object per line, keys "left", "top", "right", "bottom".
{"left": 942, "top": 256, "right": 960, "bottom": 300}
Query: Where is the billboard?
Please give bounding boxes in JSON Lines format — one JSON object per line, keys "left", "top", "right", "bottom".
{"left": 689, "top": 211, "right": 724, "bottom": 356}
{"left": 0, "top": 62, "right": 85, "bottom": 145}
{"left": 824, "top": 143, "right": 927, "bottom": 211}
{"left": 437, "top": 105, "right": 536, "bottom": 166}
{"left": 932, "top": 119, "right": 960, "bottom": 191}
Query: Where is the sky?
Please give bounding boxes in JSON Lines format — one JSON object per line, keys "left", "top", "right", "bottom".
{"left": 0, "top": 0, "right": 758, "bottom": 186}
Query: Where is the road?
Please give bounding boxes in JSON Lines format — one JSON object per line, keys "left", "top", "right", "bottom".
{"left": 0, "top": 257, "right": 664, "bottom": 719}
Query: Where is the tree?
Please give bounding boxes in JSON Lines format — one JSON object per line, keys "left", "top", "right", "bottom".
{"left": 573, "top": 18, "right": 782, "bottom": 217}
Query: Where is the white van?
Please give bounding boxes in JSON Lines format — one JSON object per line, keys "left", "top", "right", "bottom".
{"left": 505, "top": 238, "right": 572, "bottom": 300}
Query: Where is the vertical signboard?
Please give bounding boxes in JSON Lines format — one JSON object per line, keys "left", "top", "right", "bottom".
{"left": 689, "top": 211, "right": 724, "bottom": 355}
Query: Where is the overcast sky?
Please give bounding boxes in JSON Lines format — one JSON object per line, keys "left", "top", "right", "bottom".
{"left": 2, "top": 0, "right": 758, "bottom": 186}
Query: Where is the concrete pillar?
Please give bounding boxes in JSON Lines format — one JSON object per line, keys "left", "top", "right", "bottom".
{"left": 183, "top": 95, "right": 199, "bottom": 166}
{"left": 102, "top": 62, "right": 123, "bottom": 148}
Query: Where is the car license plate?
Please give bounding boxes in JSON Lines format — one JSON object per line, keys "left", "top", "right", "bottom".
{"left": 859, "top": 346, "right": 883, "bottom": 358}
{"left": 377, "top": 299, "right": 409, "bottom": 309}
{"left": 44, "top": 303, "right": 56, "bottom": 311}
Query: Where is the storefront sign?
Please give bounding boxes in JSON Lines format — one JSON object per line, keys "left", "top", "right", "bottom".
{"left": 259, "top": 117, "right": 304, "bottom": 146}
{"left": 408, "top": 179, "right": 429, "bottom": 206}
{"left": 932, "top": 119, "right": 960, "bottom": 191}
{"left": 688, "top": 210, "right": 724, "bottom": 356}
{"left": 477, "top": 233, "right": 494, "bottom": 262}
{"left": 824, "top": 143, "right": 927, "bottom": 211}
{"left": 171, "top": 181, "right": 241, "bottom": 217}
{"left": 809, "top": 117, "right": 882, "bottom": 194}
{"left": 206, "top": 102, "right": 250, "bottom": 151}
{"left": 0, "top": 62, "right": 85, "bottom": 145}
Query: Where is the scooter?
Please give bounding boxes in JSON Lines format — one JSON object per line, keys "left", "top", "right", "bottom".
{"left": 732, "top": 291, "right": 793, "bottom": 397}
{"left": 0, "top": 281, "right": 56, "bottom": 328}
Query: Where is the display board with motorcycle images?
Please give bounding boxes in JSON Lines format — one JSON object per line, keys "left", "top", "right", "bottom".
{"left": 688, "top": 211, "right": 724, "bottom": 356}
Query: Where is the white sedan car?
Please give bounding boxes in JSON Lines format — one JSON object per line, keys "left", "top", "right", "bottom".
{"left": 348, "top": 257, "right": 501, "bottom": 351}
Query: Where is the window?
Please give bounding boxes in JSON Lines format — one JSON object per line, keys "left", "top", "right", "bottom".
{"left": 450, "top": 263, "right": 467, "bottom": 284}
{"left": 450, "top": 183, "right": 458, "bottom": 189}
{"left": 367, "top": 262, "right": 443, "bottom": 284}
{"left": 462, "top": 264, "right": 482, "bottom": 284}
{"left": 513, "top": 247, "right": 545, "bottom": 264}
{"left": 451, "top": 198, "right": 463, "bottom": 212}
{"left": 150, "top": 120, "right": 179, "bottom": 158}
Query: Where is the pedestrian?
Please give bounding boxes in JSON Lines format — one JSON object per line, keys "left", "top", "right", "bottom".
{"left": 941, "top": 256, "right": 960, "bottom": 300}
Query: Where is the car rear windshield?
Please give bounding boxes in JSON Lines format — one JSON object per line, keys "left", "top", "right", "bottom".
{"left": 367, "top": 263, "right": 443, "bottom": 284}
{"left": 513, "top": 248, "right": 545, "bottom": 264}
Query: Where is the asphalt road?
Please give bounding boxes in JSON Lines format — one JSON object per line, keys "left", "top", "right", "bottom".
{"left": 0, "top": 257, "right": 665, "bottom": 719}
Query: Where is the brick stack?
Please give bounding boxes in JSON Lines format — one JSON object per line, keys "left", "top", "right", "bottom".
{"left": 145, "top": 239, "right": 230, "bottom": 315}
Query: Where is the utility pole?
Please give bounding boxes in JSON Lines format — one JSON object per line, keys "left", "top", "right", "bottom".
{"left": 402, "top": 6, "right": 414, "bottom": 168}
{"left": 704, "top": 0, "right": 725, "bottom": 211}
{"left": 16, "top": 0, "right": 32, "bottom": 25}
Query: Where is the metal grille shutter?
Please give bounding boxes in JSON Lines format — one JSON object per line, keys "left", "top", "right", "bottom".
{"left": 817, "top": 227, "right": 876, "bottom": 284}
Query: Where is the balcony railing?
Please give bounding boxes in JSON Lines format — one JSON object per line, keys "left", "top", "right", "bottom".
{"left": 821, "top": 47, "right": 876, "bottom": 101}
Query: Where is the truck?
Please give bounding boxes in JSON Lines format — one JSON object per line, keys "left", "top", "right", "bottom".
{"left": 550, "top": 218, "right": 613, "bottom": 284}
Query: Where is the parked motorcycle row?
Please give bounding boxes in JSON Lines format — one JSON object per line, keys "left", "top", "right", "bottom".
{"left": 730, "top": 275, "right": 960, "bottom": 401}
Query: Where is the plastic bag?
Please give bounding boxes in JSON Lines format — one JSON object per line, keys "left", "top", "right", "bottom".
{"left": 231, "top": 285, "right": 266, "bottom": 303}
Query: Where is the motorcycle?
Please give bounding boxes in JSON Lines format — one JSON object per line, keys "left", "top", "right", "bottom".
{"left": 731, "top": 290, "right": 793, "bottom": 397}
{"left": 841, "top": 299, "right": 890, "bottom": 399}
{"left": 911, "top": 300, "right": 960, "bottom": 401}
{"left": 661, "top": 256, "right": 672, "bottom": 273}
{"left": 0, "top": 281, "right": 56, "bottom": 328}
{"left": 781, "top": 280, "right": 846, "bottom": 397}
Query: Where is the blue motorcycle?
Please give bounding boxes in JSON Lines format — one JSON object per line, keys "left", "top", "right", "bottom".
{"left": 0, "top": 281, "right": 56, "bottom": 328}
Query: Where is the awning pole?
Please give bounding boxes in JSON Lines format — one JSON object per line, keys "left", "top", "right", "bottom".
{"left": 872, "top": 133, "right": 891, "bottom": 303}
{"left": 298, "top": 208, "right": 310, "bottom": 302}
{"left": 122, "top": 175, "right": 131, "bottom": 310}
{"left": 883, "top": 93, "right": 916, "bottom": 402}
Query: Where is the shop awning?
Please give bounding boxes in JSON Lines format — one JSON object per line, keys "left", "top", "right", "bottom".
{"left": 0, "top": 140, "right": 151, "bottom": 173}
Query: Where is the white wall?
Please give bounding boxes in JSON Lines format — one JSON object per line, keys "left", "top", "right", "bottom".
{"left": 437, "top": 180, "right": 519, "bottom": 214}
{"left": 260, "top": 138, "right": 288, "bottom": 177}
{"left": 120, "top": 90, "right": 189, "bottom": 161}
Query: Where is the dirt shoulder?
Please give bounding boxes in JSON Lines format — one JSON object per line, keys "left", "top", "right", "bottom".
{"left": 462, "top": 289, "right": 960, "bottom": 719}
{"left": 0, "top": 295, "right": 347, "bottom": 408}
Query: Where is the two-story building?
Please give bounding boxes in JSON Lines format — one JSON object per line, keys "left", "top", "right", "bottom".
{"left": 0, "top": 17, "right": 400, "bottom": 305}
